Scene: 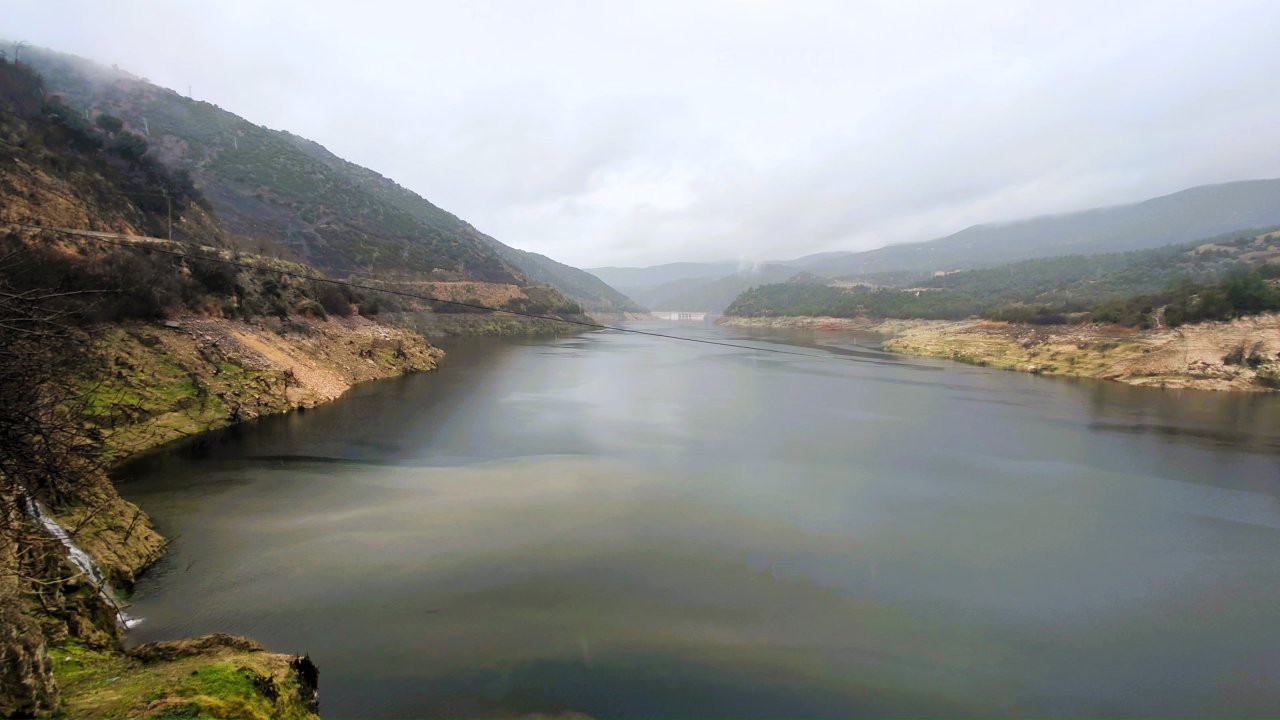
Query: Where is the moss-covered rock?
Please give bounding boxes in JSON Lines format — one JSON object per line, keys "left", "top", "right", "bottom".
{"left": 51, "top": 635, "right": 318, "bottom": 719}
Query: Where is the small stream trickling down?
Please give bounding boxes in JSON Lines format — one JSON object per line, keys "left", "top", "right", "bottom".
{"left": 24, "top": 496, "right": 141, "bottom": 629}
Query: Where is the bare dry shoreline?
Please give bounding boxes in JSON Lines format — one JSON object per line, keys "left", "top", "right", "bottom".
{"left": 720, "top": 314, "right": 1280, "bottom": 392}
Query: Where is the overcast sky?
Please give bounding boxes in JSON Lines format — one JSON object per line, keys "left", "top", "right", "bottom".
{"left": 8, "top": 0, "right": 1280, "bottom": 267}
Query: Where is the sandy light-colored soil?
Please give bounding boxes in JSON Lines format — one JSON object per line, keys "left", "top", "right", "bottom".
{"left": 88, "top": 314, "right": 443, "bottom": 459}
{"left": 720, "top": 314, "right": 1280, "bottom": 391}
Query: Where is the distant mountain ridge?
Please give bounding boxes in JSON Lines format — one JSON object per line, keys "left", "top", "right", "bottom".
{"left": 588, "top": 261, "right": 782, "bottom": 314}
{"left": 724, "top": 226, "right": 1280, "bottom": 327}
{"left": 628, "top": 264, "right": 803, "bottom": 313}
{"left": 795, "top": 178, "right": 1280, "bottom": 278}
{"left": 17, "top": 42, "right": 638, "bottom": 313}
{"left": 279, "top": 131, "right": 643, "bottom": 312}
{"left": 594, "top": 178, "right": 1280, "bottom": 312}
{"left": 481, "top": 242, "right": 645, "bottom": 313}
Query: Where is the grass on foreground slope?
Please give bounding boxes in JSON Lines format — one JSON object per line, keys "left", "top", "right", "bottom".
{"left": 52, "top": 638, "right": 316, "bottom": 720}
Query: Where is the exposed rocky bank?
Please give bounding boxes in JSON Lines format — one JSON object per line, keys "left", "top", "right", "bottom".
{"left": 720, "top": 314, "right": 1280, "bottom": 391}
{"left": 3, "top": 313, "right": 442, "bottom": 718}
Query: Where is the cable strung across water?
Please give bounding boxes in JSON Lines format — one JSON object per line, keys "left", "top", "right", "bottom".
{"left": 8, "top": 221, "right": 830, "bottom": 359}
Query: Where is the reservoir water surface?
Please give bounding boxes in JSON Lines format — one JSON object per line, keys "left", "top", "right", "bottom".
{"left": 118, "top": 321, "right": 1280, "bottom": 717}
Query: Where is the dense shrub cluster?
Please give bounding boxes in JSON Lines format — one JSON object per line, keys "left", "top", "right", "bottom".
{"left": 0, "top": 57, "right": 205, "bottom": 238}
{"left": 17, "top": 48, "right": 605, "bottom": 316}
{"left": 1103, "top": 267, "right": 1280, "bottom": 328}
{"left": 0, "top": 233, "right": 395, "bottom": 324}
{"left": 982, "top": 305, "right": 1073, "bottom": 325}
{"left": 985, "top": 266, "right": 1280, "bottom": 329}
{"left": 725, "top": 284, "right": 983, "bottom": 320}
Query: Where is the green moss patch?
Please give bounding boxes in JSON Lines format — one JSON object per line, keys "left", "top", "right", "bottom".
{"left": 51, "top": 641, "right": 315, "bottom": 720}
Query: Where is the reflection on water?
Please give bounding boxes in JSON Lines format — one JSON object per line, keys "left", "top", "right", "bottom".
{"left": 117, "top": 322, "right": 1280, "bottom": 718}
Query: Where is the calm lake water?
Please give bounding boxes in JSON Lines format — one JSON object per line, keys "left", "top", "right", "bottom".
{"left": 117, "top": 321, "right": 1280, "bottom": 718}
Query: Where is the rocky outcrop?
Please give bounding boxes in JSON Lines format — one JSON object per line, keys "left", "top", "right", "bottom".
{"left": 50, "top": 491, "right": 166, "bottom": 590}
{"left": 290, "top": 655, "right": 320, "bottom": 714}
{"left": 0, "top": 606, "right": 59, "bottom": 718}
{"left": 130, "top": 633, "right": 266, "bottom": 663}
{"left": 52, "top": 632, "right": 320, "bottom": 720}
{"left": 88, "top": 314, "right": 443, "bottom": 459}
{"left": 880, "top": 315, "right": 1280, "bottom": 391}
{"left": 1, "top": 493, "right": 54, "bottom": 718}
{"left": 1, "top": 493, "right": 123, "bottom": 718}
{"left": 720, "top": 313, "right": 1280, "bottom": 392}
{"left": 0, "top": 312, "right": 441, "bottom": 719}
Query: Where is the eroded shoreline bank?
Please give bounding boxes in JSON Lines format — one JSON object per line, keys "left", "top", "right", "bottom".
{"left": 15, "top": 313, "right": 444, "bottom": 719}
{"left": 720, "top": 314, "right": 1280, "bottom": 392}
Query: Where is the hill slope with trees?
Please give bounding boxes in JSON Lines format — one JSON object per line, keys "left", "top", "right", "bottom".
{"left": 725, "top": 228, "right": 1280, "bottom": 328}
{"left": 590, "top": 179, "right": 1280, "bottom": 312}
{"left": 15, "top": 42, "right": 634, "bottom": 313}
{"left": 0, "top": 55, "right": 355, "bottom": 718}
{"left": 0, "top": 53, "right": 583, "bottom": 719}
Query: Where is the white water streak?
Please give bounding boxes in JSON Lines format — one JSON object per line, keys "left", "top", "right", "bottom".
{"left": 24, "top": 497, "right": 142, "bottom": 629}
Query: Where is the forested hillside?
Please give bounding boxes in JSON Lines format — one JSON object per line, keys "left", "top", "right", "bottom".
{"left": 22, "top": 45, "right": 515, "bottom": 280}
{"left": 0, "top": 55, "right": 349, "bottom": 718}
{"left": 280, "top": 131, "right": 641, "bottom": 312}
{"left": 15, "top": 43, "right": 631, "bottom": 312}
{"left": 725, "top": 228, "right": 1280, "bottom": 328}
{"left": 0, "top": 57, "right": 220, "bottom": 243}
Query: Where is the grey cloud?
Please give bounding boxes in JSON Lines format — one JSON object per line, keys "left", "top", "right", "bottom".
{"left": 8, "top": 0, "right": 1280, "bottom": 267}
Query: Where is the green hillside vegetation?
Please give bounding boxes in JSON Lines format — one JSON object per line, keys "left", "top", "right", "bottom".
{"left": 3, "top": 58, "right": 584, "bottom": 330}
{"left": 593, "top": 259, "right": 925, "bottom": 315}
{"left": 1074, "top": 265, "right": 1280, "bottom": 328}
{"left": 5, "top": 230, "right": 397, "bottom": 323}
{"left": 727, "top": 283, "right": 982, "bottom": 320}
{"left": 278, "top": 132, "right": 638, "bottom": 313}
{"left": 0, "top": 59, "right": 336, "bottom": 321}
{"left": 0, "top": 57, "right": 218, "bottom": 242}
{"left": 16, "top": 43, "right": 629, "bottom": 313}
{"left": 725, "top": 228, "right": 1280, "bottom": 328}
{"left": 928, "top": 228, "right": 1279, "bottom": 294}
{"left": 19, "top": 45, "right": 517, "bottom": 281}
{"left": 5, "top": 228, "right": 584, "bottom": 327}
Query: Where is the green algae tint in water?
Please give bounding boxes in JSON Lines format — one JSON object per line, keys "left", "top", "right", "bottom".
{"left": 117, "top": 322, "right": 1280, "bottom": 718}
